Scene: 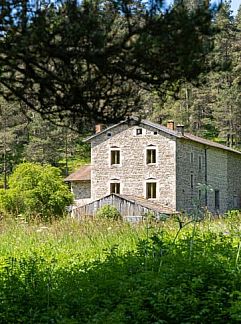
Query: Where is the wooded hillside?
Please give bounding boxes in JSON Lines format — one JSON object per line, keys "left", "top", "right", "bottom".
{"left": 0, "top": 0, "right": 240, "bottom": 186}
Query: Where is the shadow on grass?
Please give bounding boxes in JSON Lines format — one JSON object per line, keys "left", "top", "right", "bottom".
{"left": 0, "top": 235, "right": 240, "bottom": 323}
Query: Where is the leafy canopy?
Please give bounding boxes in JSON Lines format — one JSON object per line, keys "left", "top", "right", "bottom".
{"left": 0, "top": 0, "right": 215, "bottom": 130}
{"left": 0, "top": 162, "right": 73, "bottom": 219}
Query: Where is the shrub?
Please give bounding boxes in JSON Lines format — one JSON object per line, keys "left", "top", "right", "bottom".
{"left": 0, "top": 163, "right": 73, "bottom": 220}
{"left": 96, "top": 204, "right": 121, "bottom": 220}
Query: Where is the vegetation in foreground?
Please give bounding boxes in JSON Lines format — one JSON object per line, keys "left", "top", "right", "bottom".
{"left": 1, "top": 213, "right": 241, "bottom": 323}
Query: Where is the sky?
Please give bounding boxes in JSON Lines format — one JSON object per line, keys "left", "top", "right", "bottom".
{"left": 165, "top": 0, "right": 241, "bottom": 15}
{"left": 229, "top": 0, "right": 241, "bottom": 15}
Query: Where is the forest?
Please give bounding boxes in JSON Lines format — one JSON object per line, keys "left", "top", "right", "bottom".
{"left": 0, "top": 1, "right": 241, "bottom": 322}
{"left": 0, "top": 0, "right": 240, "bottom": 189}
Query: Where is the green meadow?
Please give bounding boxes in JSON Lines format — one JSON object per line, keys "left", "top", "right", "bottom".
{"left": 1, "top": 213, "right": 241, "bottom": 323}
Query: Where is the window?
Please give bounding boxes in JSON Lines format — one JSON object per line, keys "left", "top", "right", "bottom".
{"left": 146, "top": 147, "right": 157, "bottom": 164}
{"left": 136, "top": 128, "right": 142, "bottom": 135}
{"left": 191, "top": 173, "right": 194, "bottom": 190}
{"left": 190, "top": 152, "right": 194, "bottom": 164}
{"left": 146, "top": 182, "right": 157, "bottom": 199}
{"left": 110, "top": 149, "right": 120, "bottom": 165}
{"left": 107, "top": 132, "right": 112, "bottom": 137}
{"left": 153, "top": 131, "right": 158, "bottom": 135}
{"left": 198, "top": 155, "right": 202, "bottom": 171}
{"left": 110, "top": 183, "right": 120, "bottom": 194}
{"left": 215, "top": 190, "right": 220, "bottom": 210}
{"left": 233, "top": 196, "right": 238, "bottom": 209}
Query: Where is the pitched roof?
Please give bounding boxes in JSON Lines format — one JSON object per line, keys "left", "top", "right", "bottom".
{"left": 115, "top": 194, "right": 178, "bottom": 214}
{"left": 65, "top": 165, "right": 91, "bottom": 182}
{"left": 73, "top": 193, "right": 178, "bottom": 216}
{"left": 85, "top": 118, "right": 241, "bottom": 156}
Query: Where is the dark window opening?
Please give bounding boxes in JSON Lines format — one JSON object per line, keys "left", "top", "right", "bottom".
{"left": 136, "top": 128, "right": 142, "bottom": 135}
{"left": 191, "top": 174, "right": 194, "bottom": 190}
{"left": 190, "top": 152, "right": 194, "bottom": 164}
{"left": 146, "top": 182, "right": 157, "bottom": 199}
{"left": 146, "top": 149, "right": 156, "bottom": 164}
{"left": 215, "top": 190, "right": 220, "bottom": 210}
{"left": 110, "top": 183, "right": 120, "bottom": 194}
{"left": 111, "top": 150, "right": 120, "bottom": 165}
{"left": 198, "top": 156, "right": 202, "bottom": 171}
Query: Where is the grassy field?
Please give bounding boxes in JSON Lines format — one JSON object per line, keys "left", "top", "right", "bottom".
{"left": 1, "top": 213, "right": 241, "bottom": 323}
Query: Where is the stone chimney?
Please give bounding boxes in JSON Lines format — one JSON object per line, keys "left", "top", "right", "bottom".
{"left": 176, "top": 124, "right": 185, "bottom": 136}
{"left": 95, "top": 124, "right": 105, "bottom": 134}
{"left": 167, "top": 120, "right": 175, "bottom": 131}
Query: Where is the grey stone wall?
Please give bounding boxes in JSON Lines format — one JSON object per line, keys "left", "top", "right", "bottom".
{"left": 227, "top": 153, "right": 241, "bottom": 210}
{"left": 90, "top": 121, "right": 241, "bottom": 214}
{"left": 91, "top": 122, "right": 177, "bottom": 210}
{"left": 176, "top": 139, "right": 206, "bottom": 212}
{"left": 206, "top": 148, "right": 228, "bottom": 214}
{"left": 176, "top": 139, "right": 237, "bottom": 214}
{"left": 71, "top": 181, "right": 91, "bottom": 200}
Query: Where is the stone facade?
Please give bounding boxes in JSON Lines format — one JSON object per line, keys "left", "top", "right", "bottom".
{"left": 227, "top": 153, "right": 241, "bottom": 210}
{"left": 176, "top": 139, "right": 206, "bottom": 212}
{"left": 71, "top": 181, "right": 91, "bottom": 200}
{"left": 82, "top": 119, "right": 241, "bottom": 215}
{"left": 91, "top": 122, "right": 177, "bottom": 210}
{"left": 176, "top": 140, "right": 231, "bottom": 213}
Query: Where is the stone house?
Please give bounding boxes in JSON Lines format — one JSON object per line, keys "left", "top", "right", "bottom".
{"left": 65, "top": 118, "right": 241, "bottom": 216}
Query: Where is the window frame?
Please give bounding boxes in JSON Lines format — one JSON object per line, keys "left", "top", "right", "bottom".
{"left": 190, "top": 151, "right": 194, "bottom": 164}
{"left": 145, "top": 180, "right": 157, "bottom": 200}
{"left": 215, "top": 189, "right": 220, "bottom": 210}
{"left": 198, "top": 155, "right": 202, "bottom": 171}
{"left": 110, "top": 147, "right": 121, "bottom": 166}
{"left": 190, "top": 173, "right": 194, "bottom": 190}
{"left": 110, "top": 182, "right": 121, "bottom": 194}
{"left": 146, "top": 145, "right": 157, "bottom": 165}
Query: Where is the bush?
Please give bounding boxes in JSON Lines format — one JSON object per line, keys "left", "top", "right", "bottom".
{"left": 96, "top": 204, "right": 121, "bottom": 220}
{"left": 0, "top": 163, "right": 73, "bottom": 220}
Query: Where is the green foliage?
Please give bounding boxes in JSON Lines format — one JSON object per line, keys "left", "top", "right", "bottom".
{"left": 1, "top": 215, "right": 241, "bottom": 322}
{"left": 96, "top": 204, "right": 121, "bottom": 220}
{"left": 0, "top": 163, "right": 73, "bottom": 219}
{"left": 0, "top": 0, "right": 214, "bottom": 129}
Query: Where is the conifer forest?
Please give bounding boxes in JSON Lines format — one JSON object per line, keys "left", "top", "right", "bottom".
{"left": 1, "top": 2, "right": 241, "bottom": 323}
{"left": 0, "top": 0, "right": 240, "bottom": 186}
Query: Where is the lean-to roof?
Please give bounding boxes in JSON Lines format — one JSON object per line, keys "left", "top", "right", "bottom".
{"left": 65, "top": 165, "right": 91, "bottom": 182}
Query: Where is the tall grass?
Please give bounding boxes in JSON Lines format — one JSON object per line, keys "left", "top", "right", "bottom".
{"left": 0, "top": 217, "right": 150, "bottom": 264}
{"left": 1, "top": 212, "right": 241, "bottom": 323}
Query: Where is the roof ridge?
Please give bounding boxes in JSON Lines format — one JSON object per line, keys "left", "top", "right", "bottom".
{"left": 84, "top": 118, "right": 241, "bottom": 156}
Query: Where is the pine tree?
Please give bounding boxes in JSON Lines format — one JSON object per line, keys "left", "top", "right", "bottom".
{"left": 0, "top": 98, "right": 28, "bottom": 188}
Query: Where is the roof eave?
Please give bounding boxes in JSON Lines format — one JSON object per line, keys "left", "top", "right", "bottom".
{"left": 83, "top": 118, "right": 179, "bottom": 142}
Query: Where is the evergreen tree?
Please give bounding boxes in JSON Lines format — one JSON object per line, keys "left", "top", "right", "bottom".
{"left": 0, "top": 98, "right": 28, "bottom": 188}
{"left": 0, "top": 0, "right": 215, "bottom": 129}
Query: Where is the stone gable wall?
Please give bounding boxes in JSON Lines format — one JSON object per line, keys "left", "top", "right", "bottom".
{"left": 91, "top": 123, "right": 177, "bottom": 210}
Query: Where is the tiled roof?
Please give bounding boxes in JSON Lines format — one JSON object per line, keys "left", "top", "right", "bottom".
{"left": 65, "top": 165, "right": 91, "bottom": 182}
{"left": 183, "top": 133, "right": 241, "bottom": 155}
{"left": 85, "top": 118, "right": 241, "bottom": 156}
